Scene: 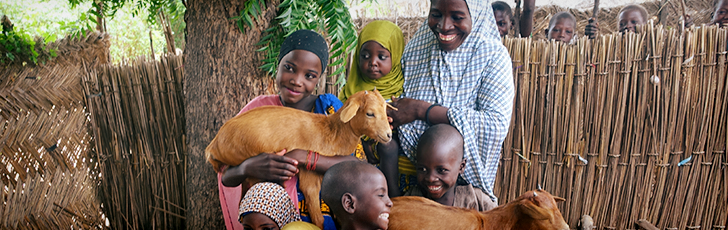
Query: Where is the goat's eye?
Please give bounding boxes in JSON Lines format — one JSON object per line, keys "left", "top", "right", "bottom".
{"left": 366, "top": 112, "right": 374, "bottom": 117}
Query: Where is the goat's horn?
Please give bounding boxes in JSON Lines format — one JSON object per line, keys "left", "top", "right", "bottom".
{"left": 533, "top": 191, "right": 538, "bottom": 197}
{"left": 538, "top": 183, "right": 542, "bottom": 191}
{"left": 386, "top": 103, "right": 398, "bottom": 111}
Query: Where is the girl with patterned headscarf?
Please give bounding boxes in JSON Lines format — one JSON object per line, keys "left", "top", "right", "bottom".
{"left": 239, "top": 182, "right": 300, "bottom": 229}
{"left": 338, "top": 20, "right": 405, "bottom": 103}
{"left": 382, "top": 0, "right": 514, "bottom": 209}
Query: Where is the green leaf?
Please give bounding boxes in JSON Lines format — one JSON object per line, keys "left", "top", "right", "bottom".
{"left": 276, "top": 7, "right": 292, "bottom": 19}
{"left": 255, "top": 40, "right": 268, "bottom": 46}
{"left": 331, "top": 42, "right": 342, "bottom": 52}
{"left": 279, "top": 0, "right": 293, "bottom": 8}
{"left": 237, "top": 19, "right": 245, "bottom": 33}
{"left": 256, "top": 46, "right": 269, "bottom": 52}
{"left": 331, "top": 49, "right": 343, "bottom": 59}
{"left": 258, "top": 0, "right": 266, "bottom": 10}
{"left": 330, "top": 66, "right": 344, "bottom": 76}
{"left": 321, "top": 3, "right": 333, "bottom": 12}
{"left": 243, "top": 13, "right": 254, "bottom": 27}
{"left": 260, "top": 62, "right": 276, "bottom": 71}
{"left": 330, "top": 58, "right": 344, "bottom": 66}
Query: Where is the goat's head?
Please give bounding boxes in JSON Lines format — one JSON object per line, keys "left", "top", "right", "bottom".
{"left": 339, "top": 89, "right": 392, "bottom": 143}
{"left": 514, "top": 189, "right": 569, "bottom": 230}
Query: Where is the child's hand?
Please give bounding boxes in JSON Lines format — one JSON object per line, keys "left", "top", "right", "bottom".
{"left": 242, "top": 151, "right": 299, "bottom": 183}
{"left": 585, "top": 18, "right": 600, "bottom": 39}
{"left": 283, "top": 149, "right": 309, "bottom": 168}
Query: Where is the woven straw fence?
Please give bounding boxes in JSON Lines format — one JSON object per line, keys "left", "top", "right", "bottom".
{"left": 82, "top": 54, "right": 187, "bottom": 229}
{"left": 0, "top": 32, "right": 109, "bottom": 229}
{"left": 495, "top": 24, "right": 727, "bottom": 229}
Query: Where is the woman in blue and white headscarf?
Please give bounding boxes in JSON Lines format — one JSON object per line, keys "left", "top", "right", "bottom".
{"left": 383, "top": 0, "right": 514, "bottom": 208}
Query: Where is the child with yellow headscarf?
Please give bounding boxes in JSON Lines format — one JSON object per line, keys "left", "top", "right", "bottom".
{"left": 339, "top": 20, "right": 417, "bottom": 197}
{"left": 338, "top": 20, "right": 404, "bottom": 102}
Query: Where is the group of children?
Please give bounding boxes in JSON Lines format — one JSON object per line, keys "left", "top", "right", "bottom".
{"left": 238, "top": 124, "right": 485, "bottom": 230}
{"left": 493, "top": 0, "right": 728, "bottom": 43}
{"left": 227, "top": 0, "right": 728, "bottom": 229}
{"left": 227, "top": 19, "right": 487, "bottom": 230}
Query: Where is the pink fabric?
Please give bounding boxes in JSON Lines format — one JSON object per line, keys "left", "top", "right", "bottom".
{"left": 218, "top": 95, "right": 300, "bottom": 230}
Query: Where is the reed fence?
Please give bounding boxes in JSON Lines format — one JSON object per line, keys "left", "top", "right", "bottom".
{"left": 82, "top": 54, "right": 186, "bottom": 229}
{"left": 0, "top": 32, "right": 109, "bottom": 229}
{"left": 495, "top": 24, "right": 727, "bottom": 229}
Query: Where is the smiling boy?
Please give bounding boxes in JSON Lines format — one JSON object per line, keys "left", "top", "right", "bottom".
{"left": 404, "top": 124, "right": 496, "bottom": 212}
{"left": 321, "top": 161, "right": 393, "bottom": 230}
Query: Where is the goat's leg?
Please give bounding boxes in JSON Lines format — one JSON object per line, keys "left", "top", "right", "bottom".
{"left": 299, "top": 170, "right": 325, "bottom": 229}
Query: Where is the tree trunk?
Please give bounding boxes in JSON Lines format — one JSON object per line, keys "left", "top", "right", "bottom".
{"left": 184, "top": 0, "right": 277, "bottom": 228}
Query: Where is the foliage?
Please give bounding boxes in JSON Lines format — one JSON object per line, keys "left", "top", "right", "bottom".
{"left": 0, "top": 25, "right": 57, "bottom": 65}
{"left": 106, "top": 3, "right": 168, "bottom": 61}
{"left": 68, "top": 0, "right": 178, "bottom": 25}
{"left": 0, "top": 0, "right": 176, "bottom": 63}
{"left": 65, "top": 0, "right": 186, "bottom": 57}
{"left": 0, "top": 0, "right": 93, "bottom": 43}
{"left": 236, "top": 0, "right": 360, "bottom": 84}
{"left": 165, "top": 0, "right": 186, "bottom": 50}
{"left": 58, "top": 11, "right": 97, "bottom": 39}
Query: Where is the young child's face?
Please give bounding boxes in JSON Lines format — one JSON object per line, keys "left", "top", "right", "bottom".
{"left": 353, "top": 170, "right": 392, "bottom": 230}
{"left": 618, "top": 10, "right": 645, "bottom": 32}
{"left": 415, "top": 143, "right": 465, "bottom": 202}
{"left": 494, "top": 10, "right": 512, "bottom": 37}
{"left": 358, "top": 41, "right": 392, "bottom": 80}
{"left": 242, "top": 212, "right": 279, "bottom": 230}
{"left": 713, "top": 0, "right": 728, "bottom": 26}
{"left": 276, "top": 50, "right": 321, "bottom": 105}
{"left": 428, "top": 0, "right": 472, "bottom": 51}
{"left": 547, "top": 18, "right": 575, "bottom": 43}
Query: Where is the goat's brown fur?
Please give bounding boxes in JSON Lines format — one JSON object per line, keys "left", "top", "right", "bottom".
{"left": 388, "top": 189, "right": 570, "bottom": 230}
{"left": 205, "top": 90, "right": 392, "bottom": 228}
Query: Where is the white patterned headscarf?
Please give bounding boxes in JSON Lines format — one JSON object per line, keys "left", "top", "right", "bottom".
{"left": 239, "top": 182, "right": 300, "bottom": 228}
{"left": 399, "top": 0, "right": 514, "bottom": 203}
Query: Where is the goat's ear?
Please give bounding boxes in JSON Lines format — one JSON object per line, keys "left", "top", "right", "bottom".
{"left": 340, "top": 100, "right": 361, "bottom": 123}
{"left": 553, "top": 196, "right": 565, "bottom": 202}
{"left": 519, "top": 200, "right": 551, "bottom": 220}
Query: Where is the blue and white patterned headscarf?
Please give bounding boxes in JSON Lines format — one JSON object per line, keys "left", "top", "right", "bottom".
{"left": 239, "top": 182, "right": 301, "bottom": 228}
{"left": 399, "top": 0, "right": 515, "bottom": 203}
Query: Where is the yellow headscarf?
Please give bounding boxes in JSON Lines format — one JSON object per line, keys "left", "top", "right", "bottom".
{"left": 339, "top": 20, "right": 405, "bottom": 102}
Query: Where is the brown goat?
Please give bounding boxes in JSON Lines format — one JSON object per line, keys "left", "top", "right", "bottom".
{"left": 205, "top": 89, "right": 392, "bottom": 228}
{"left": 388, "top": 189, "right": 570, "bottom": 230}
